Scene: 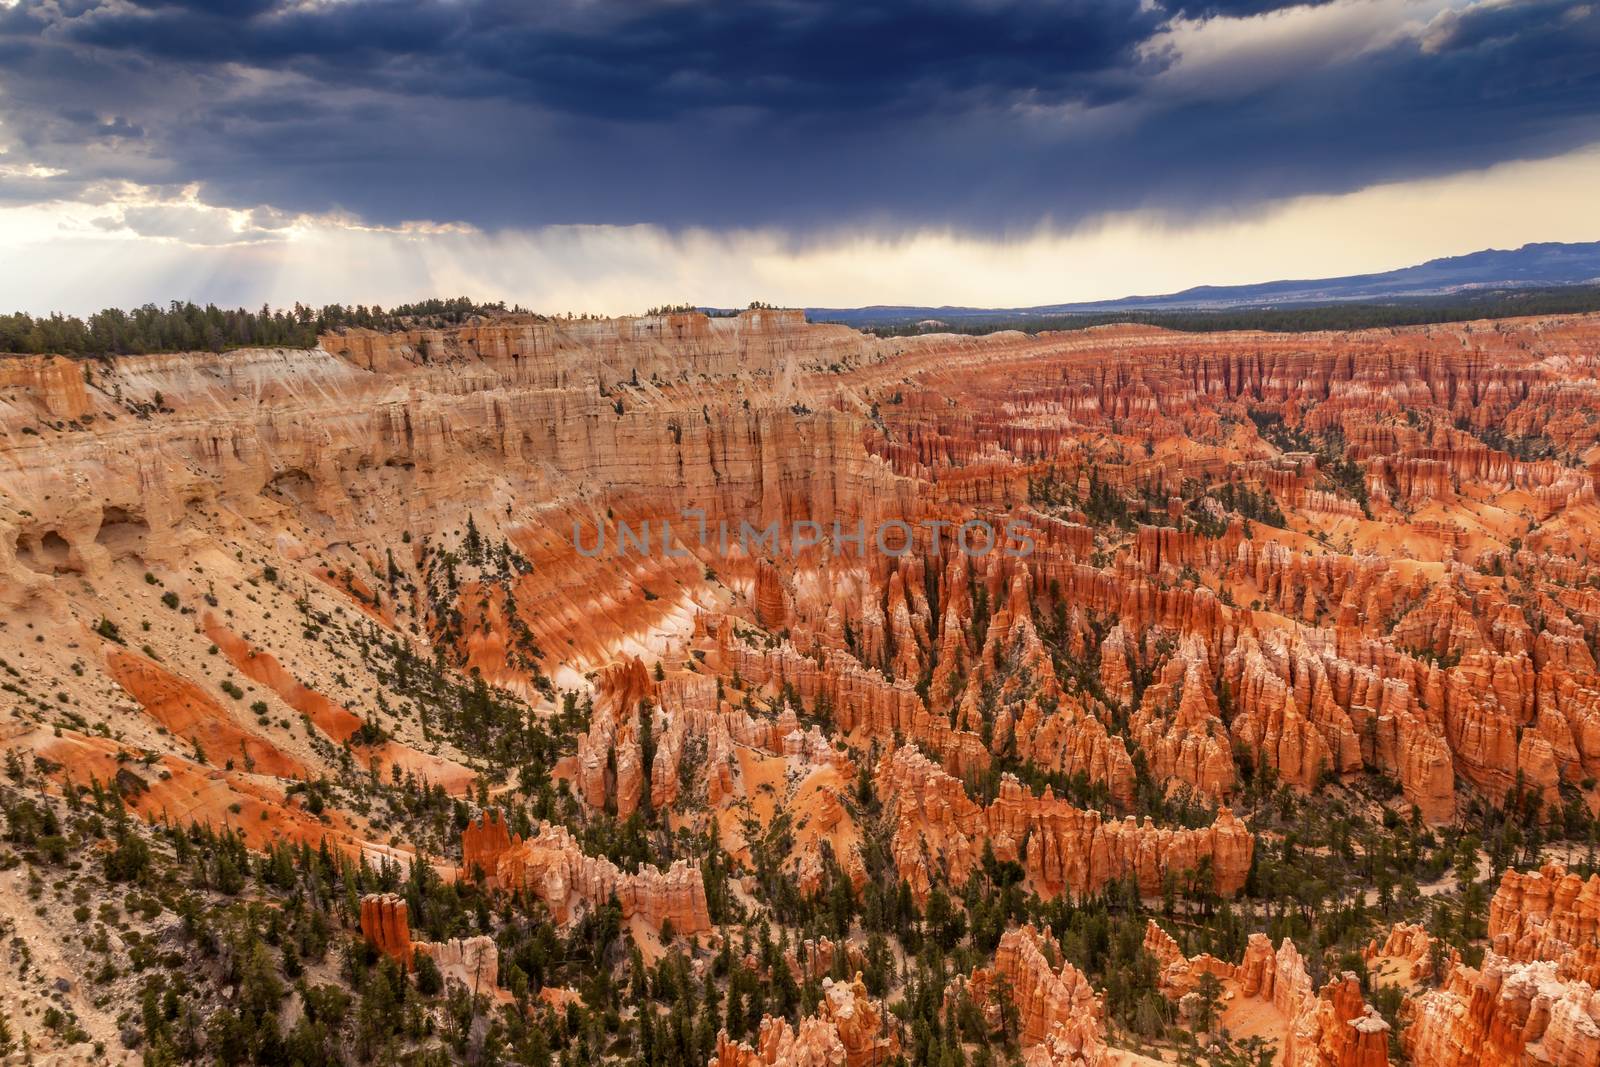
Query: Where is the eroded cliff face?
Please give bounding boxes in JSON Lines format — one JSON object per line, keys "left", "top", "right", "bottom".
{"left": 8, "top": 309, "right": 1600, "bottom": 1060}
{"left": 8, "top": 312, "right": 1600, "bottom": 851}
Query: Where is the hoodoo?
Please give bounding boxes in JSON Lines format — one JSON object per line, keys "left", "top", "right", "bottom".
{"left": 6, "top": 307, "right": 1600, "bottom": 1064}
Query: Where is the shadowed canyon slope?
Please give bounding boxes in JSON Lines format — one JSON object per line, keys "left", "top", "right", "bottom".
{"left": 3, "top": 308, "right": 1600, "bottom": 1063}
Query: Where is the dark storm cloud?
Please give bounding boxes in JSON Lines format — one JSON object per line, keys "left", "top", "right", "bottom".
{"left": 57, "top": 1, "right": 1169, "bottom": 117}
{"left": 1160, "top": 0, "right": 1336, "bottom": 15}
{"left": 1, "top": 0, "right": 1597, "bottom": 231}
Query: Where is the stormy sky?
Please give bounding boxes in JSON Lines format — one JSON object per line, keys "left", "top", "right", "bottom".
{"left": 2, "top": 0, "right": 1598, "bottom": 313}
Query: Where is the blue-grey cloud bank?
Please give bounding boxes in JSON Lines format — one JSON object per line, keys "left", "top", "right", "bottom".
{"left": 3, "top": 0, "right": 1597, "bottom": 234}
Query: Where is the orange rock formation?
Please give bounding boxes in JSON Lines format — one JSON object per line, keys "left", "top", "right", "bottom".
{"left": 359, "top": 893, "right": 412, "bottom": 964}
{"left": 1364, "top": 922, "right": 1438, "bottom": 984}
{"left": 104, "top": 646, "right": 307, "bottom": 779}
{"left": 461, "top": 812, "right": 711, "bottom": 935}
{"left": 359, "top": 893, "right": 501, "bottom": 995}
{"left": 1147, "top": 920, "right": 1390, "bottom": 1067}
{"left": 876, "top": 744, "right": 1251, "bottom": 901}
{"left": 1404, "top": 954, "right": 1600, "bottom": 1067}
{"left": 710, "top": 975, "right": 898, "bottom": 1067}
{"left": 12, "top": 307, "right": 1600, "bottom": 1062}
{"left": 9, "top": 311, "right": 1600, "bottom": 876}
{"left": 1489, "top": 862, "right": 1600, "bottom": 986}
{"left": 461, "top": 806, "right": 515, "bottom": 880}
{"left": 1397, "top": 860, "right": 1600, "bottom": 1067}
{"left": 951, "top": 925, "right": 1107, "bottom": 1064}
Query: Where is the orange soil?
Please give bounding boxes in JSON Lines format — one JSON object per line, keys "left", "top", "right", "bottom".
{"left": 104, "top": 647, "right": 307, "bottom": 780}
{"left": 34, "top": 728, "right": 390, "bottom": 860}
{"left": 203, "top": 614, "right": 475, "bottom": 794}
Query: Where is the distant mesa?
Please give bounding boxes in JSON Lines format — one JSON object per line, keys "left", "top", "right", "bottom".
{"left": 808, "top": 239, "right": 1600, "bottom": 328}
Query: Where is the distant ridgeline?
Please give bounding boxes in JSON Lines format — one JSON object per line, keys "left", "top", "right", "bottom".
{"left": 0, "top": 297, "right": 528, "bottom": 356}
{"left": 848, "top": 284, "right": 1600, "bottom": 337}
{"left": 11, "top": 284, "right": 1600, "bottom": 356}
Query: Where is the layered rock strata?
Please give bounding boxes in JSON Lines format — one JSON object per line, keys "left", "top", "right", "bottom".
{"left": 949, "top": 925, "right": 1108, "bottom": 1065}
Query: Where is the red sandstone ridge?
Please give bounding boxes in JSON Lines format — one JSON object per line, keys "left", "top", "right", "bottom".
{"left": 954, "top": 565, "right": 1137, "bottom": 807}
{"left": 703, "top": 617, "right": 992, "bottom": 783}
{"left": 203, "top": 614, "right": 475, "bottom": 795}
{"left": 1397, "top": 862, "right": 1600, "bottom": 1066}
{"left": 1128, "top": 631, "right": 1237, "bottom": 800}
{"left": 461, "top": 812, "right": 711, "bottom": 935}
{"left": 576, "top": 653, "right": 867, "bottom": 893}
{"left": 876, "top": 744, "right": 1251, "bottom": 901}
{"left": 24, "top": 725, "right": 404, "bottom": 864}
{"left": 461, "top": 806, "right": 515, "bottom": 880}
{"left": 1289, "top": 975, "right": 1391, "bottom": 1067}
{"left": 999, "top": 925, "right": 1103, "bottom": 1051}
{"left": 104, "top": 646, "right": 307, "bottom": 779}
